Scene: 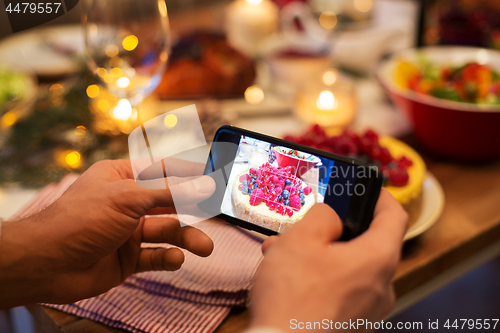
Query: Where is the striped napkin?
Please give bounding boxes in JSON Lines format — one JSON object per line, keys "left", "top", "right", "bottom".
{"left": 13, "top": 174, "right": 264, "bottom": 333}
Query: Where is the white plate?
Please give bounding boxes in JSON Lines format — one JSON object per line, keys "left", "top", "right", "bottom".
{"left": 0, "top": 25, "right": 84, "bottom": 77}
{"left": 238, "top": 172, "right": 445, "bottom": 242}
{"left": 403, "top": 172, "right": 444, "bottom": 241}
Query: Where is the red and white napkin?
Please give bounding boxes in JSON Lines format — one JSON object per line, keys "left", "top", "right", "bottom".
{"left": 14, "top": 174, "right": 263, "bottom": 333}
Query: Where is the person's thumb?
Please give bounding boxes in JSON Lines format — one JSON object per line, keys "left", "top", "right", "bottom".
{"left": 285, "top": 203, "right": 343, "bottom": 244}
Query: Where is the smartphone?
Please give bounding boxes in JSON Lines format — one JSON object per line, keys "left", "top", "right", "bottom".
{"left": 199, "top": 126, "right": 383, "bottom": 240}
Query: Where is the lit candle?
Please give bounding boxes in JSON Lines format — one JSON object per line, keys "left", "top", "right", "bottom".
{"left": 225, "top": 0, "right": 279, "bottom": 57}
{"left": 295, "top": 71, "right": 356, "bottom": 128}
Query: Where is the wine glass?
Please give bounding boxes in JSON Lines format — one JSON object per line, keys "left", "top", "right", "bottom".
{"left": 83, "top": 0, "right": 170, "bottom": 122}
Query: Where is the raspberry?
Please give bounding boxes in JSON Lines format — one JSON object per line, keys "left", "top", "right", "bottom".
{"left": 310, "top": 124, "right": 326, "bottom": 138}
{"left": 335, "top": 137, "right": 358, "bottom": 156}
{"left": 388, "top": 168, "right": 409, "bottom": 186}
{"left": 364, "top": 129, "right": 379, "bottom": 141}
{"left": 239, "top": 174, "right": 249, "bottom": 182}
{"left": 249, "top": 189, "right": 264, "bottom": 206}
{"left": 274, "top": 186, "right": 282, "bottom": 195}
{"left": 359, "top": 137, "right": 373, "bottom": 154}
{"left": 369, "top": 146, "right": 382, "bottom": 161}
{"left": 249, "top": 168, "right": 257, "bottom": 175}
{"left": 271, "top": 175, "right": 279, "bottom": 184}
{"left": 379, "top": 147, "right": 392, "bottom": 165}
{"left": 397, "top": 156, "right": 413, "bottom": 168}
{"left": 289, "top": 195, "right": 301, "bottom": 210}
{"left": 303, "top": 186, "right": 312, "bottom": 195}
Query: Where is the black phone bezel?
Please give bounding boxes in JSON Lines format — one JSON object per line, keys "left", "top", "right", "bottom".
{"left": 198, "top": 125, "right": 383, "bottom": 240}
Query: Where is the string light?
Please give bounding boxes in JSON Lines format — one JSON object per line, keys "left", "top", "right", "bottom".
{"left": 116, "top": 77, "right": 130, "bottom": 88}
{"left": 105, "top": 44, "right": 119, "bottom": 57}
{"left": 113, "top": 99, "right": 133, "bottom": 120}
{"left": 1, "top": 111, "right": 17, "bottom": 128}
{"left": 65, "top": 151, "right": 81, "bottom": 168}
{"left": 122, "top": 35, "right": 139, "bottom": 51}
{"left": 86, "top": 84, "right": 100, "bottom": 98}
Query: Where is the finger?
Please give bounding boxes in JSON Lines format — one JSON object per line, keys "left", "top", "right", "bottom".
{"left": 163, "top": 157, "right": 206, "bottom": 177}
{"left": 142, "top": 216, "right": 214, "bottom": 257}
{"left": 145, "top": 206, "right": 177, "bottom": 215}
{"left": 117, "top": 175, "right": 216, "bottom": 214}
{"left": 285, "top": 203, "right": 343, "bottom": 244}
{"left": 261, "top": 236, "right": 278, "bottom": 254}
{"left": 137, "top": 158, "right": 205, "bottom": 181}
{"left": 355, "top": 189, "right": 408, "bottom": 249}
{"left": 136, "top": 247, "right": 185, "bottom": 272}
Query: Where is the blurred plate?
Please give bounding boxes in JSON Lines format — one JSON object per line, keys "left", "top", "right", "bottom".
{"left": 0, "top": 25, "right": 84, "bottom": 77}
{"left": 238, "top": 172, "right": 444, "bottom": 242}
{"left": 404, "top": 172, "right": 444, "bottom": 241}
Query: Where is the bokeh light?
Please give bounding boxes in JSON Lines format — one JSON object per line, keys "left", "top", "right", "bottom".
{"left": 105, "top": 44, "right": 119, "bottom": 57}
{"left": 354, "top": 0, "right": 373, "bottom": 13}
{"left": 86, "top": 84, "right": 100, "bottom": 98}
{"left": 164, "top": 114, "right": 178, "bottom": 128}
{"left": 317, "top": 91, "right": 337, "bottom": 110}
{"left": 319, "top": 11, "right": 337, "bottom": 29}
{"left": 245, "top": 85, "right": 265, "bottom": 104}
{"left": 122, "top": 35, "right": 139, "bottom": 51}
{"left": 113, "top": 99, "right": 133, "bottom": 120}
{"left": 65, "top": 151, "right": 81, "bottom": 168}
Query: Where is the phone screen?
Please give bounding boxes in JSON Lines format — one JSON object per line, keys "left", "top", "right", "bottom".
{"left": 217, "top": 133, "right": 371, "bottom": 234}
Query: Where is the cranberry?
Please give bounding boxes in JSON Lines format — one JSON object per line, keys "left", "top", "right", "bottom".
{"left": 286, "top": 208, "right": 293, "bottom": 217}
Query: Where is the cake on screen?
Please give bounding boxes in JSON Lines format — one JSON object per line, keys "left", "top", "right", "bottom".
{"left": 222, "top": 136, "right": 324, "bottom": 233}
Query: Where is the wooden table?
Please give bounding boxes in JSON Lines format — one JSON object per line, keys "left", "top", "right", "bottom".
{"left": 28, "top": 143, "right": 500, "bottom": 333}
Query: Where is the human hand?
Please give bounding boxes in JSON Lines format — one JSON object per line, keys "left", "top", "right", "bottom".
{"left": 249, "top": 189, "right": 408, "bottom": 332}
{"left": 0, "top": 159, "right": 215, "bottom": 308}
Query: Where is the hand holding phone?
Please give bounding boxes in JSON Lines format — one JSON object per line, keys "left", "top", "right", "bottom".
{"left": 199, "top": 126, "right": 383, "bottom": 240}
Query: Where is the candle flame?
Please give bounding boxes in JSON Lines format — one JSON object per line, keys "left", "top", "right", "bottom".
{"left": 317, "top": 91, "right": 336, "bottom": 110}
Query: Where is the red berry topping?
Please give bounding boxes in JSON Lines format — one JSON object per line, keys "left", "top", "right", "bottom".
{"left": 249, "top": 189, "right": 264, "bottom": 206}
{"left": 239, "top": 174, "right": 249, "bottom": 182}
{"left": 359, "top": 137, "right": 373, "bottom": 155}
{"left": 379, "top": 147, "right": 392, "bottom": 165}
{"left": 364, "top": 129, "right": 379, "bottom": 141}
{"left": 289, "top": 195, "right": 301, "bottom": 210}
{"left": 286, "top": 208, "right": 294, "bottom": 217}
{"left": 397, "top": 156, "right": 413, "bottom": 168}
{"left": 303, "top": 186, "right": 312, "bottom": 195}
{"left": 238, "top": 184, "right": 243, "bottom": 191}
{"left": 271, "top": 175, "right": 279, "bottom": 184}
{"left": 388, "top": 168, "right": 409, "bottom": 186}
{"left": 369, "top": 146, "right": 382, "bottom": 161}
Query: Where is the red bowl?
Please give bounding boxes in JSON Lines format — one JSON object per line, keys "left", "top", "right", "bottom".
{"left": 378, "top": 47, "right": 500, "bottom": 160}
{"left": 273, "top": 147, "right": 321, "bottom": 178}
